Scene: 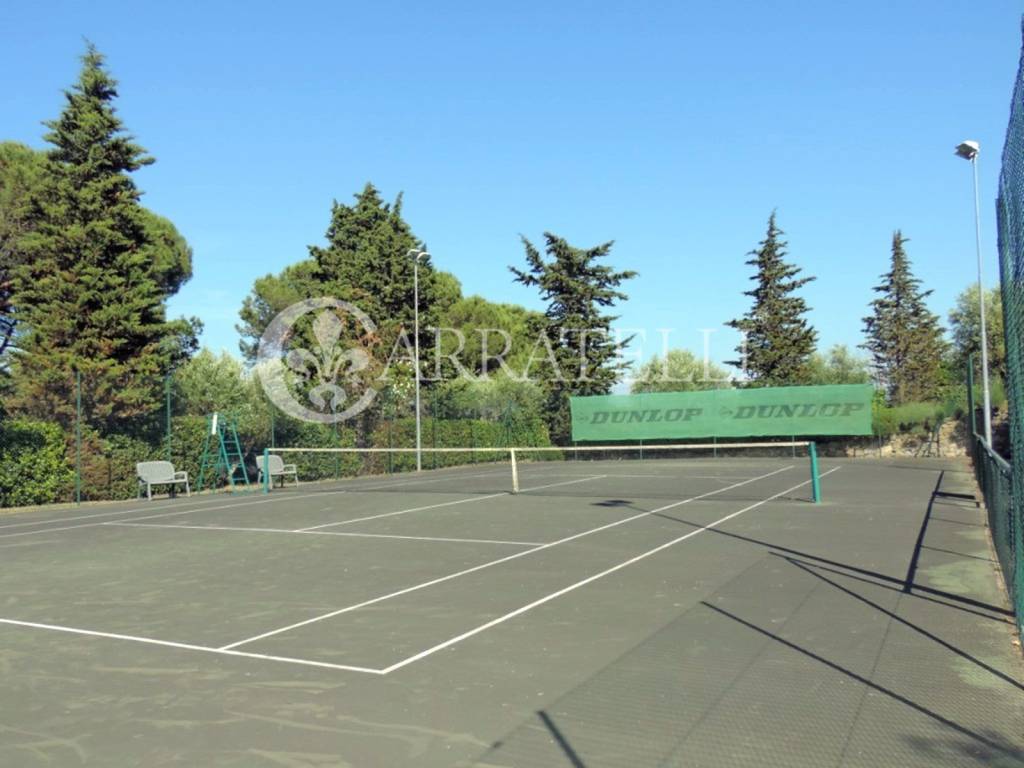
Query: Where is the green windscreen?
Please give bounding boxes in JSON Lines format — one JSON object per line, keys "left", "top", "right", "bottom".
{"left": 570, "top": 384, "right": 874, "bottom": 441}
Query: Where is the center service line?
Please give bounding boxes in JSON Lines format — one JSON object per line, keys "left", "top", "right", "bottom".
{"left": 296, "top": 474, "right": 606, "bottom": 532}
{"left": 379, "top": 467, "right": 842, "bottom": 674}
{"left": 219, "top": 466, "right": 793, "bottom": 651}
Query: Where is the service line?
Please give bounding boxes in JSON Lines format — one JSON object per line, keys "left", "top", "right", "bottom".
{"left": 220, "top": 466, "right": 793, "bottom": 651}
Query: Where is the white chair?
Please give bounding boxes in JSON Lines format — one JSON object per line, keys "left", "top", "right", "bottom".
{"left": 257, "top": 454, "right": 299, "bottom": 488}
{"left": 136, "top": 461, "right": 190, "bottom": 500}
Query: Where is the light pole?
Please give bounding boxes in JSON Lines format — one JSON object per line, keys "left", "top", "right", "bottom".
{"left": 407, "top": 248, "right": 430, "bottom": 471}
{"left": 955, "top": 140, "right": 993, "bottom": 445}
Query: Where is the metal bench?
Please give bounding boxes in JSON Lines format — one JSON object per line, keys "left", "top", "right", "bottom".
{"left": 136, "top": 461, "right": 191, "bottom": 500}
{"left": 257, "top": 454, "right": 299, "bottom": 488}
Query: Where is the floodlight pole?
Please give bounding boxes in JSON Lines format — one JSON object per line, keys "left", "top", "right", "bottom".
{"left": 408, "top": 248, "right": 430, "bottom": 472}
{"left": 956, "top": 141, "right": 993, "bottom": 445}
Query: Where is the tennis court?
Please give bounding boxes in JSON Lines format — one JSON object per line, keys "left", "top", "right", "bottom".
{"left": 0, "top": 455, "right": 1021, "bottom": 767}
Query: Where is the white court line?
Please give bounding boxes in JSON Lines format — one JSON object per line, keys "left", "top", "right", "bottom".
{"left": 296, "top": 493, "right": 509, "bottom": 532}
{"left": 0, "top": 494, "right": 249, "bottom": 531}
{"left": 380, "top": 467, "right": 843, "bottom": 674}
{"left": 0, "top": 468, "right": 511, "bottom": 539}
{"left": 342, "top": 467, "right": 509, "bottom": 492}
{"left": 0, "top": 464, "right": 810, "bottom": 672}
{"left": 219, "top": 466, "right": 792, "bottom": 651}
{"left": 105, "top": 521, "right": 543, "bottom": 547}
{"left": 296, "top": 475, "right": 607, "bottom": 532}
{"left": 0, "top": 492, "right": 334, "bottom": 539}
{"left": 0, "top": 618, "right": 385, "bottom": 674}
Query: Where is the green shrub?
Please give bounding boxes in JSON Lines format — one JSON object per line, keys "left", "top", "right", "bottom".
{"left": 0, "top": 420, "right": 74, "bottom": 507}
{"left": 872, "top": 401, "right": 947, "bottom": 438}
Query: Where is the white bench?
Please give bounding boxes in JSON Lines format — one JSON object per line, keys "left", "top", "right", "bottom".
{"left": 258, "top": 454, "right": 299, "bottom": 488}
{"left": 136, "top": 461, "right": 190, "bottom": 500}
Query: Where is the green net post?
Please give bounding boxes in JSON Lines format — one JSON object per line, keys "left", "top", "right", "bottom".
{"left": 262, "top": 448, "right": 270, "bottom": 494}
{"left": 75, "top": 370, "right": 82, "bottom": 505}
{"left": 270, "top": 407, "right": 276, "bottom": 449}
{"left": 809, "top": 441, "right": 821, "bottom": 504}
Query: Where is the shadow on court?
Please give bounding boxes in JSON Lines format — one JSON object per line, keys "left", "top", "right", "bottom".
{"left": 0, "top": 458, "right": 1021, "bottom": 767}
{"left": 474, "top": 460, "right": 1024, "bottom": 768}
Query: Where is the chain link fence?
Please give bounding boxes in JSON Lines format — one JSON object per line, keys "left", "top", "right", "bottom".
{"left": 989, "top": 19, "right": 1024, "bottom": 644}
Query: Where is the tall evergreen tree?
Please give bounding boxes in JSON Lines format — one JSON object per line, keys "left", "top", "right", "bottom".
{"left": 239, "top": 184, "right": 453, "bottom": 362}
{"left": 311, "top": 184, "right": 445, "bottom": 339}
{"left": 0, "top": 142, "right": 46, "bottom": 362}
{"left": 726, "top": 213, "right": 817, "bottom": 384}
{"left": 862, "top": 231, "right": 946, "bottom": 403}
{"left": 10, "top": 45, "right": 197, "bottom": 433}
{"left": 510, "top": 233, "right": 636, "bottom": 443}
{"left": 237, "top": 184, "right": 463, "bottom": 438}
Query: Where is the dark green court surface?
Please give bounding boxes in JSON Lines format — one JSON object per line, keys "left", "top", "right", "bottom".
{"left": 0, "top": 458, "right": 1021, "bottom": 767}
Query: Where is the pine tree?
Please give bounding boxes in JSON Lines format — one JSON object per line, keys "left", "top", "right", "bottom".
{"left": 237, "top": 184, "right": 455, "bottom": 436}
{"left": 310, "top": 183, "right": 435, "bottom": 334}
{"left": 862, "top": 231, "right": 946, "bottom": 403}
{"left": 239, "top": 182, "right": 446, "bottom": 363}
{"left": 0, "top": 142, "right": 46, "bottom": 361}
{"left": 510, "top": 233, "right": 636, "bottom": 443}
{"left": 10, "top": 45, "right": 197, "bottom": 433}
{"left": 726, "top": 213, "right": 817, "bottom": 385}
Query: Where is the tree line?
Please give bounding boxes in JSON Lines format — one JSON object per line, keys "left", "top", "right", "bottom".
{"left": 0, "top": 46, "right": 1004, "bottom": 503}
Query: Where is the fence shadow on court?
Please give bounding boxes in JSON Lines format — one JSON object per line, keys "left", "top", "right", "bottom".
{"left": 702, "top": 602, "right": 1024, "bottom": 766}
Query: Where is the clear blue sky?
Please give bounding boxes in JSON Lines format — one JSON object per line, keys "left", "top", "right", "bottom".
{"left": 2, "top": 1, "right": 1021, "bottom": 368}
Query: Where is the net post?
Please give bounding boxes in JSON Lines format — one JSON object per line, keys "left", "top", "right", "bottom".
{"left": 809, "top": 441, "right": 821, "bottom": 503}
{"left": 262, "top": 448, "right": 270, "bottom": 495}
{"left": 510, "top": 448, "right": 519, "bottom": 494}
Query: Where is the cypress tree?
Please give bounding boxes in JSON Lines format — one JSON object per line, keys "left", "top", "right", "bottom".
{"left": 0, "top": 142, "right": 46, "bottom": 361}
{"left": 510, "top": 233, "right": 636, "bottom": 443}
{"left": 310, "top": 183, "right": 435, "bottom": 334}
{"left": 11, "top": 45, "right": 197, "bottom": 433}
{"left": 726, "top": 213, "right": 817, "bottom": 385}
{"left": 862, "top": 231, "right": 946, "bottom": 403}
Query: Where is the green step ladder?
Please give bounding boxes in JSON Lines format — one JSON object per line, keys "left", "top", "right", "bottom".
{"left": 197, "top": 413, "right": 252, "bottom": 493}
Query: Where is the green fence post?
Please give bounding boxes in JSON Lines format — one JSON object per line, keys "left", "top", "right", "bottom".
{"left": 809, "top": 441, "right": 821, "bottom": 504}
{"left": 333, "top": 405, "right": 340, "bottom": 480}
{"left": 165, "top": 373, "right": 172, "bottom": 461}
{"left": 262, "top": 448, "right": 270, "bottom": 494}
{"left": 966, "top": 353, "right": 977, "bottom": 436}
{"left": 75, "top": 370, "right": 82, "bottom": 505}
{"left": 387, "top": 410, "right": 393, "bottom": 474}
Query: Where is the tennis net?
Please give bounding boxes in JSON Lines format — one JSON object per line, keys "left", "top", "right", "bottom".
{"left": 256, "top": 442, "right": 824, "bottom": 503}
